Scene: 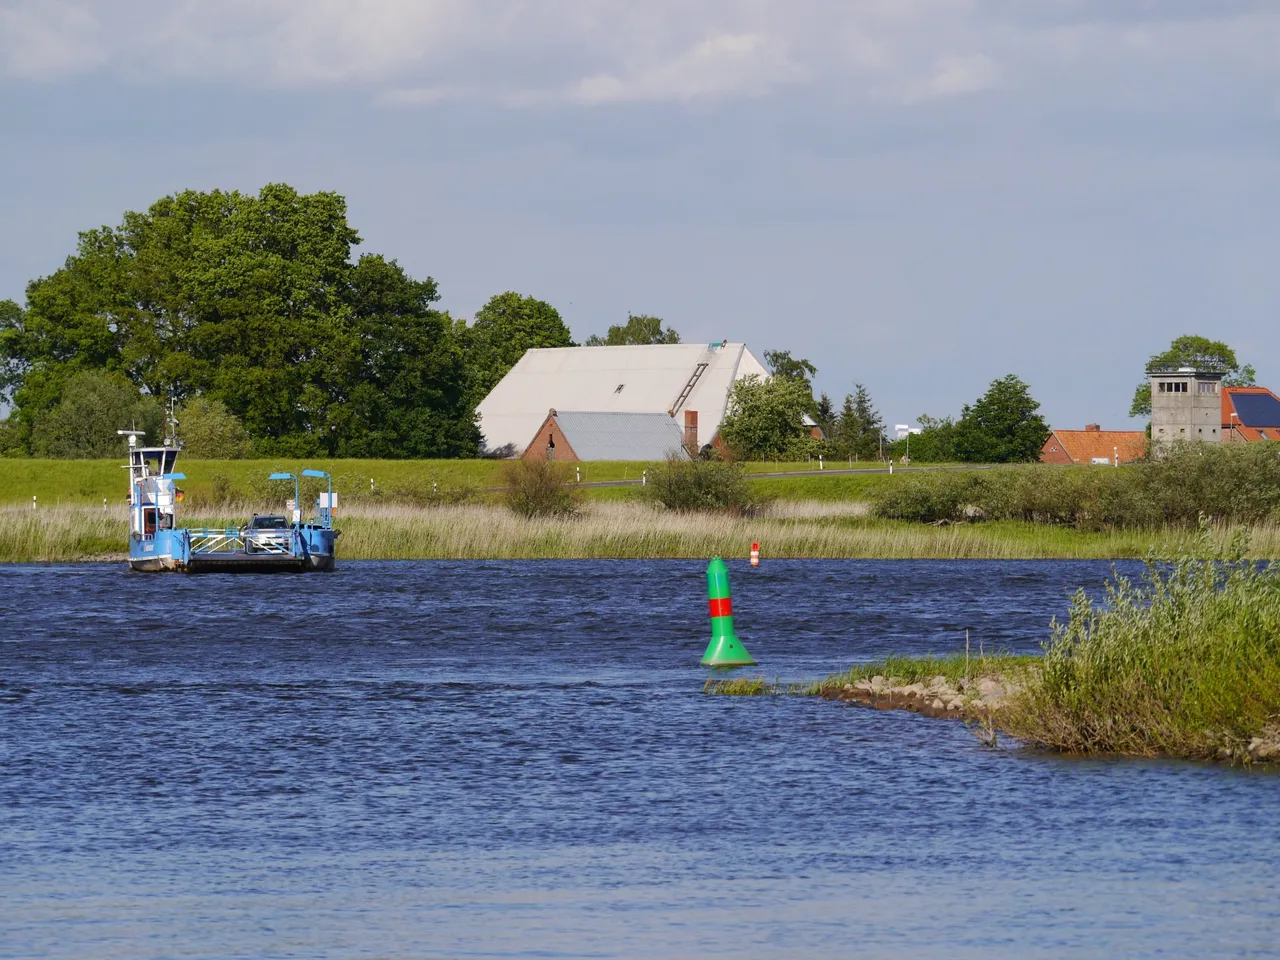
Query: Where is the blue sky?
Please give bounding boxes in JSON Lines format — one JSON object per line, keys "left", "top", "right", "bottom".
{"left": 2, "top": 1, "right": 1278, "bottom": 429}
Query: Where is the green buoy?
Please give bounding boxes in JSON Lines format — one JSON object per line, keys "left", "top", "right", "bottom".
{"left": 701, "top": 556, "right": 756, "bottom": 667}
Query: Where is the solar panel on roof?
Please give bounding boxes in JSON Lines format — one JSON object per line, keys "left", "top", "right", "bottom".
{"left": 1231, "top": 392, "right": 1280, "bottom": 427}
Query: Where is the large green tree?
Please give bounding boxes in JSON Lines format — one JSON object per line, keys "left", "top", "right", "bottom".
{"left": 462, "top": 291, "right": 573, "bottom": 406}
{"left": 832, "top": 383, "right": 883, "bottom": 459}
{"left": 1130, "top": 335, "right": 1256, "bottom": 418}
{"left": 898, "top": 414, "right": 956, "bottom": 463}
{"left": 0, "top": 299, "right": 27, "bottom": 402}
{"left": 0, "top": 184, "right": 478, "bottom": 458}
{"left": 718, "top": 374, "right": 815, "bottom": 460}
{"left": 953, "top": 374, "right": 1050, "bottom": 463}
{"left": 335, "top": 255, "right": 479, "bottom": 458}
{"left": 763, "top": 349, "right": 819, "bottom": 418}
{"left": 30, "top": 370, "right": 163, "bottom": 458}
{"left": 585, "top": 313, "right": 680, "bottom": 346}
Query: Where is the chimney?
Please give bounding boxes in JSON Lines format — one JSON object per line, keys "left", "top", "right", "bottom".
{"left": 683, "top": 410, "right": 699, "bottom": 455}
{"left": 1085, "top": 424, "right": 1101, "bottom": 432}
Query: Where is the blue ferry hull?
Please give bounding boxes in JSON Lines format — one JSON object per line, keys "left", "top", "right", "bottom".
{"left": 128, "top": 527, "right": 337, "bottom": 574}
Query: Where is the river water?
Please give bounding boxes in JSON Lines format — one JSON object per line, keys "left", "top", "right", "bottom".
{"left": 1, "top": 559, "right": 1277, "bottom": 959}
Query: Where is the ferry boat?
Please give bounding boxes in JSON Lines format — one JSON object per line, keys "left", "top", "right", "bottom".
{"left": 122, "top": 430, "right": 338, "bottom": 573}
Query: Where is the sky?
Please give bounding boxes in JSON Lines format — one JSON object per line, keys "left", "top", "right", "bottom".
{"left": 1, "top": 0, "right": 1278, "bottom": 429}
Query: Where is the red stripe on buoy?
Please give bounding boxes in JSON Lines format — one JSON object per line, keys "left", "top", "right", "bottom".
{"left": 708, "top": 597, "right": 733, "bottom": 618}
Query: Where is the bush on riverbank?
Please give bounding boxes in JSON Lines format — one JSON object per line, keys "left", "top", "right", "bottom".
{"left": 501, "top": 460, "right": 579, "bottom": 518}
{"left": 641, "top": 456, "right": 758, "bottom": 513}
{"left": 873, "top": 442, "right": 1280, "bottom": 529}
{"left": 1003, "top": 532, "right": 1280, "bottom": 760}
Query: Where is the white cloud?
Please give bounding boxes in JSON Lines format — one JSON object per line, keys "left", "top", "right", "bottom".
{"left": 900, "top": 53, "right": 1000, "bottom": 103}
{"left": 567, "top": 33, "right": 806, "bottom": 105}
{"left": 1, "top": 0, "right": 1278, "bottom": 110}
{"left": 0, "top": 3, "right": 105, "bottom": 80}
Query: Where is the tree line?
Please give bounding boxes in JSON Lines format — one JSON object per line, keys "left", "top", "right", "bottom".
{"left": 714, "top": 333, "right": 1258, "bottom": 464}
{"left": 0, "top": 185, "right": 693, "bottom": 459}
{"left": 0, "top": 183, "right": 1239, "bottom": 463}
{"left": 718, "top": 356, "right": 1051, "bottom": 464}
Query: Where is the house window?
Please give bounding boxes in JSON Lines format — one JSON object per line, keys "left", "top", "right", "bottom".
{"left": 1198, "top": 382, "right": 1217, "bottom": 393}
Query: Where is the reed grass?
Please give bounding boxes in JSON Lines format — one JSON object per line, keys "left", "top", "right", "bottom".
{"left": 1002, "top": 535, "right": 1280, "bottom": 760}
{"left": 701, "top": 676, "right": 777, "bottom": 696}
{"left": 6, "top": 501, "right": 1280, "bottom": 563}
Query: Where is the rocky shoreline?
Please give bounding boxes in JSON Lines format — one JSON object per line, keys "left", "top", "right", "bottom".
{"left": 820, "top": 673, "right": 1280, "bottom": 764}
{"left": 819, "top": 673, "right": 1018, "bottom": 720}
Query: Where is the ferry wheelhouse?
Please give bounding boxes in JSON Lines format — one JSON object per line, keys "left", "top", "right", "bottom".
{"left": 123, "top": 431, "right": 338, "bottom": 573}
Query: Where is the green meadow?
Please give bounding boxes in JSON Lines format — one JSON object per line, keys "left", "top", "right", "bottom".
{"left": 0, "top": 458, "right": 899, "bottom": 508}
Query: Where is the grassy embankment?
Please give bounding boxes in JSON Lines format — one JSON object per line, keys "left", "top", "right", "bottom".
{"left": 710, "top": 539, "right": 1280, "bottom": 763}
{"left": 0, "top": 457, "right": 896, "bottom": 507}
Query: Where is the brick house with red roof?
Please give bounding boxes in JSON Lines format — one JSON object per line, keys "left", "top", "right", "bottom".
{"left": 1041, "top": 425, "right": 1147, "bottom": 465}
{"left": 1222, "top": 386, "right": 1280, "bottom": 443}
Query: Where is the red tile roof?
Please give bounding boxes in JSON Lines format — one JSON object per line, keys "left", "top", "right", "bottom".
{"left": 1222, "top": 386, "right": 1280, "bottom": 442}
{"left": 1041, "top": 429, "right": 1147, "bottom": 464}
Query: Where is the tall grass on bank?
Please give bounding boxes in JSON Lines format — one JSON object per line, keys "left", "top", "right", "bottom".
{"left": 7, "top": 502, "right": 1280, "bottom": 563}
{"left": 874, "top": 442, "right": 1280, "bottom": 529}
{"left": 0, "top": 504, "right": 128, "bottom": 561}
{"left": 1002, "top": 533, "right": 1280, "bottom": 759}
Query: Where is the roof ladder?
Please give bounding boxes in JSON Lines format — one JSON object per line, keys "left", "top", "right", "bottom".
{"left": 669, "top": 362, "right": 709, "bottom": 416}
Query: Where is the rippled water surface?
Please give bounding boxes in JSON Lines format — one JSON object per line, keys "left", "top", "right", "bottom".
{"left": 1, "top": 559, "right": 1277, "bottom": 959}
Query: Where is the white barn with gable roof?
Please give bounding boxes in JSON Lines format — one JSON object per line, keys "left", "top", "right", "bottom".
{"left": 476, "top": 341, "right": 769, "bottom": 458}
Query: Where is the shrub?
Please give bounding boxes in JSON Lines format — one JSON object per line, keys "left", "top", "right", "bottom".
{"left": 501, "top": 459, "right": 578, "bottom": 518}
{"left": 642, "top": 455, "right": 757, "bottom": 513}
{"left": 872, "top": 470, "right": 985, "bottom": 523}
{"left": 176, "top": 397, "right": 250, "bottom": 458}
{"left": 874, "top": 443, "right": 1280, "bottom": 530}
{"left": 1005, "top": 529, "right": 1280, "bottom": 758}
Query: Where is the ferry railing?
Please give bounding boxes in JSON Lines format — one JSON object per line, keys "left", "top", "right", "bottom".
{"left": 187, "top": 528, "right": 298, "bottom": 556}
{"left": 188, "top": 528, "right": 244, "bottom": 554}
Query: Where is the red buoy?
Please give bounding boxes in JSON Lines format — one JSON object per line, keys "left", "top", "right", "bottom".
{"left": 750, "top": 541, "right": 760, "bottom": 567}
